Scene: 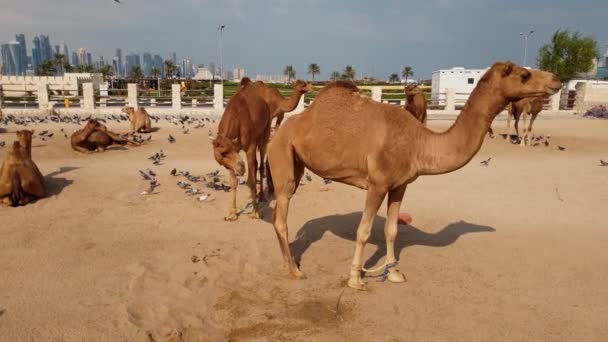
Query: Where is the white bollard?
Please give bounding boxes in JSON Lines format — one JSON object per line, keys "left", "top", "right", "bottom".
{"left": 214, "top": 83, "right": 224, "bottom": 114}
{"left": 127, "top": 83, "right": 139, "bottom": 108}
{"left": 83, "top": 83, "right": 95, "bottom": 110}
{"left": 37, "top": 83, "right": 49, "bottom": 110}
{"left": 172, "top": 84, "right": 181, "bottom": 110}
{"left": 445, "top": 88, "right": 455, "bottom": 112}
{"left": 371, "top": 86, "right": 382, "bottom": 103}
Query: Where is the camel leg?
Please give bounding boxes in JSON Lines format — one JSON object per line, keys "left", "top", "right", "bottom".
{"left": 520, "top": 111, "right": 529, "bottom": 146}
{"left": 246, "top": 147, "right": 260, "bottom": 219}
{"left": 506, "top": 110, "right": 511, "bottom": 133}
{"left": 513, "top": 112, "right": 521, "bottom": 142}
{"left": 348, "top": 187, "right": 385, "bottom": 290}
{"left": 224, "top": 170, "right": 238, "bottom": 221}
{"left": 384, "top": 184, "right": 408, "bottom": 283}
{"left": 528, "top": 112, "right": 539, "bottom": 138}
{"left": 73, "top": 145, "right": 93, "bottom": 154}
{"left": 257, "top": 144, "right": 268, "bottom": 203}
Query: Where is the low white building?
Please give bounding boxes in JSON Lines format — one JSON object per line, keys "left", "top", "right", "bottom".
{"left": 192, "top": 67, "right": 213, "bottom": 81}
{"left": 431, "top": 67, "right": 488, "bottom": 104}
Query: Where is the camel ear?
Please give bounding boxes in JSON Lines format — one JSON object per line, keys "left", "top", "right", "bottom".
{"left": 501, "top": 62, "right": 514, "bottom": 77}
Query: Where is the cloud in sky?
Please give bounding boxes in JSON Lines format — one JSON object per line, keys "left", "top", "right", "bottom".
{"left": 1, "top": 0, "right": 606, "bottom": 79}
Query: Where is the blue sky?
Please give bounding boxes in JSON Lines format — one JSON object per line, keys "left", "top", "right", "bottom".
{"left": 1, "top": 0, "right": 607, "bottom": 79}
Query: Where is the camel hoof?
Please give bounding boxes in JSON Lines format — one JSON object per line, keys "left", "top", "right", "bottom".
{"left": 248, "top": 211, "right": 261, "bottom": 219}
{"left": 387, "top": 270, "right": 407, "bottom": 283}
{"left": 347, "top": 278, "right": 367, "bottom": 290}
{"left": 224, "top": 212, "right": 238, "bottom": 221}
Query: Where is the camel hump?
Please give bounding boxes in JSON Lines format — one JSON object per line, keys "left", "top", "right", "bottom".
{"left": 240, "top": 77, "right": 252, "bottom": 87}
{"left": 316, "top": 81, "right": 359, "bottom": 98}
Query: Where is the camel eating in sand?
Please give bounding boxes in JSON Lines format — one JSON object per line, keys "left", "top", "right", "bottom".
{"left": 404, "top": 84, "right": 427, "bottom": 124}
{"left": 71, "top": 119, "right": 134, "bottom": 153}
{"left": 122, "top": 106, "right": 154, "bottom": 133}
{"left": 212, "top": 78, "right": 271, "bottom": 221}
{"left": 252, "top": 80, "right": 312, "bottom": 130}
{"left": 507, "top": 96, "right": 544, "bottom": 145}
{"left": 0, "top": 130, "right": 46, "bottom": 206}
{"left": 267, "top": 61, "right": 560, "bottom": 290}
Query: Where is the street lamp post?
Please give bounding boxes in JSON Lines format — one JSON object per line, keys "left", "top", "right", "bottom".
{"left": 520, "top": 30, "right": 535, "bottom": 67}
{"left": 217, "top": 25, "right": 226, "bottom": 85}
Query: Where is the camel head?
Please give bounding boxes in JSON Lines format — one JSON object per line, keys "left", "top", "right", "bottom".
{"left": 483, "top": 61, "right": 561, "bottom": 102}
{"left": 121, "top": 106, "right": 136, "bottom": 118}
{"left": 212, "top": 135, "right": 246, "bottom": 176}
{"left": 15, "top": 130, "right": 34, "bottom": 146}
{"left": 405, "top": 84, "right": 422, "bottom": 96}
{"left": 84, "top": 119, "right": 105, "bottom": 132}
{"left": 294, "top": 80, "right": 313, "bottom": 94}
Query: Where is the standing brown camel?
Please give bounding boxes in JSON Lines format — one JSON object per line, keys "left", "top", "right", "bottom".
{"left": 212, "top": 78, "right": 271, "bottom": 221}
{"left": 252, "top": 80, "right": 312, "bottom": 130}
{"left": 0, "top": 130, "right": 46, "bottom": 206}
{"left": 267, "top": 61, "right": 560, "bottom": 289}
{"left": 404, "top": 84, "right": 427, "bottom": 124}
{"left": 507, "top": 96, "right": 544, "bottom": 145}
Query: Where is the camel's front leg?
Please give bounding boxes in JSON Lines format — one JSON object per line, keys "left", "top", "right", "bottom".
{"left": 224, "top": 170, "right": 238, "bottom": 221}
{"left": 384, "top": 184, "right": 408, "bottom": 283}
{"left": 348, "top": 187, "right": 385, "bottom": 290}
{"left": 246, "top": 148, "right": 260, "bottom": 219}
{"left": 257, "top": 143, "right": 268, "bottom": 203}
{"left": 528, "top": 112, "right": 539, "bottom": 138}
{"left": 520, "top": 111, "right": 529, "bottom": 146}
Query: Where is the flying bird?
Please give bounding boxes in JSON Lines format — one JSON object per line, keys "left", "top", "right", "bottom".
{"left": 480, "top": 157, "right": 492, "bottom": 166}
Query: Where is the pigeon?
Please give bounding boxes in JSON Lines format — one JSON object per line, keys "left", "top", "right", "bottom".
{"left": 177, "top": 181, "right": 191, "bottom": 189}
{"left": 238, "top": 178, "right": 246, "bottom": 185}
{"left": 499, "top": 133, "right": 508, "bottom": 140}
{"left": 480, "top": 157, "right": 492, "bottom": 166}
{"left": 323, "top": 178, "right": 332, "bottom": 185}
{"left": 141, "top": 180, "right": 158, "bottom": 195}
{"left": 152, "top": 159, "right": 161, "bottom": 165}
{"left": 600, "top": 160, "right": 608, "bottom": 167}
{"left": 185, "top": 188, "right": 201, "bottom": 195}
{"left": 0, "top": 141, "right": 5, "bottom": 147}
{"left": 147, "top": 168, "right": 156, "bottom": 177}
{"left": 558, "top": 146, "right": 566, "bottom": 151}
{"left": 183, "top": 129, "right": 189, "bottom": 134}
{"left": 170, "top": 168, "right": 177, "bottom": 176}
{"left": 168, "top": 134, "right": 176, "bottom": 143}
{"left": 305, "top": 173, "right": 312, "bottom": 182}
{"left": 139, "top": 170, "right": 152, "bottom": 181}
{"left": 544, "top": 140, "right": 549, "bottom": 147}
{"left": 207, "top": 170, "right": 220, "bottom": 177}
{"left": 198, "top": 194, "right": 211, "bottom": 202}
{"left": 147, "top": 135, "right": 152, "bottom": 141}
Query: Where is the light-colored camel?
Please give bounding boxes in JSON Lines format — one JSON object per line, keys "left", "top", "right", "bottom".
{"left": 507, "top": 96, "right": 544, "bottom": 146}
{"left": 404, "top": 84, "right": 427, "bottom": 124}
{"left": 122, "top": 106, "right": 154, "bottom": 133}
{"left": 251, "top": 80, "right": 312, "bottom": 130}
{"left": 0, "top": 130, "right": 46, "bottom": 206}
{"left": 212, "top": 78, "right": 271, "bottom": 221}
{"left": 71, "top": 119, "right": 134, "bottom": 153}
{"left": 267, "top": 61, "right": 560, "bottom": 290}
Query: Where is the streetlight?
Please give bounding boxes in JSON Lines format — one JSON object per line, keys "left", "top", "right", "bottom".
{"left": 520, "top": 30, "right": 535, "bottom": 67}
{"left": 217, "top": 24, "right": 226, "bottom": 84}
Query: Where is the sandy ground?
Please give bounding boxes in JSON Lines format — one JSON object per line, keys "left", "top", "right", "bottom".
{"left": 0, "top": 116, "right": 607, "bottom": 342}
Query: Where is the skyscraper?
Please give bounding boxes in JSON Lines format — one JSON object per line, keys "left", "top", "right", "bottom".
{"left": 31, "top": 36, "right": 41, "bottom": 70}
{"left": 153, "top": 54, "right": 163, "bottom": 74}
{"left": 171, "top": 52, "right": 177, "bottom": 64}
{"left": 59, "top": 42, "right": 69, "bottom": 59}
{"left": 54, "top": 45, "right": 60, "bottom": 57}
{"left": 181, "top": 58, "right": 193, "bottom": 78}
{"left": 15, "top": 33, "right": 27, "bottom": 74}
{"left": 115, "top": 48, "right": 123, "bottom": 77}
{"left": 142, "top": 52, "right": 153, "bottom": 76}
{"left": 77, "top": 48, "right": 87, "bottom": 66}
{"left": 1, "top": 41, "right": 23, "bottom": 75}
{"left": 86, "top": 52, "right": 92, "bottom": 66}
{"left": 39, "top": 35, "right": 52, "bottom": 62}
{"left": 71, "top": 52, "right": 79, "bottom": 66}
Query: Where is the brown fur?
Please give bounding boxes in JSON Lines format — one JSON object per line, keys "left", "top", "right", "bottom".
{"left": 267, "top": 61, "right": 561, "bottom": 289}
{"left": 0, "top": 130, "right": 46, "bottom": 206}
{"left": 212, "top": 79, "right": 272, "bottom": 221}
{"left": 251, "top": 80, "right": 312, "bottom": 129}
{"left": 507, "top": 96, "right": 544, "bottom": 144}
{"left": 122, "top": 107, "right": 153, "bottom": 133}
{"left": 71, "top": 119, "right": 133, "bottom": 153}
{"left": 404, "top": 84, "right": 427, "bottom": 124}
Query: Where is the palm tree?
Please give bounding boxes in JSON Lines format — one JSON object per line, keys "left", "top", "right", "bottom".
{"left": 36, "top": 60, "right": 56, "bottom": 76}
{"left": 342, "top": 65, "right": 355, "bottom": 81}
{"left": 164, "top": 60, "right": 177, "bottom": 78}
{"left": 76, "top": 64, "right": 95, "bottom": 73}
{"left": 389, "top": 73, "right": 400, "bottom": 83}
{"left": 307, "top": 63, "right": 320, "bottom": 82}
{"left": 98, "top": 65, "right": 114, "bottom": 80}
{"left": 151, "top": 67, "right": 161, "bottom": 79}
{"left": 53, "top": 54, "right": 65, "bottom": 75}
{"left": 283, "top": 65, "right": 296, "bottom": 83}
{"left": 402, "top": 66, "right": 414, "bottom": 84}
{"left": 129, "top": 66, "right": 144, "bottom": 81}
{"left": 330, "top": 71, "right": 341, "bottom": 81}
{"left": 63, "top": 63, "right": 73, "bottom": 73}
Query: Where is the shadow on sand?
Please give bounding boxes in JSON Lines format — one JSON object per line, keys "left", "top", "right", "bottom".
{"left": 45, "top": 166, "right": 79, "bottom": 196}
{"left": 284, "top": 212, "right": 495, "bottom": 269}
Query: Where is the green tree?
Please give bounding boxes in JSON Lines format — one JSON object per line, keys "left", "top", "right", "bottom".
{"left": 36, "top": 60, "right": 56, "bottom": 76}
{"left": 151, "top": 66, "right": 161, "bottom": 79}
{"left": 307, "top": 63, "right": 320, "bottom": 82}
{"left": 129, "top": 66, "right": 144, "bottom": 81}
{"left": 63, "top": 63, "right": 73, "bottom": 73}
{"left": 76, "top": 64, "right": 95, "bottom": 73}
{"left": 342, "top": 65, "right": 355, "bottom": 81}
{"left": 53, "top": 54, "right": 65, "bottom": 75}
{"left": 389, "top": 73, "right": 400, "bottom": 83}
{"left": 283, "top": 65, "right": 296, "bottom": 82}
{"left": 330, "top": 71, "right": 341, "bottom": 81}
{"left": 537, "top": 29, "right": 599, "bottom": 83}
{"left": 98, "top": 65, "right": 114, "bottom": 80}
{"left": 402, "top": 66, "right": 414, "bottom": 83}
{"left": 164, "top": 60, "right": 178, "bottom": 78}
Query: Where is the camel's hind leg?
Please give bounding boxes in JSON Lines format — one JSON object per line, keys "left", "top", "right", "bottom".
{"left": 348, "top": 187, "right": 385, "bottom": 290}
{"left": 246, "top": 147, "right": 260, "bottom": 219}
{"left": 257, "top": 142, "right": 268, "bottom": 203}
{"left": 269, "top": 142, "right": 305, "bottom": 279}
{"left": 528, "top": 112, "right": 539, "bottom": 138}
{"left": 520, "top": 111, "right": 529, "bottom": 146}
{"left": 383, "top": 184, "right": 408, "bottom": 283}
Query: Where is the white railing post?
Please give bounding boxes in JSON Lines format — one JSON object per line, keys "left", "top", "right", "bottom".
{"left": 192, "top": 99, "right": 197, "bottom": 108}
{"left": 37, "top": 83, "right": 49, "bottom": 110}
{"left": 574, "top": 82, "right": 587, "bottom": 114}
{"left": 371, "top": 86, "right": 382, "bottom": 102}
{"left": 214, "top": 83, "right": 224, "bottom": 114}
{"left": 445, "top": 88, "right": 455, "bottom": 112}
{"left": 127, "top": 83, "right": 138, "bottom": 108}
{"left": 83, "top": 83, "right": 95, "bottom": 110}
{"left": 150, "top": 98, "right": 156, "bottom": 107}
{"left": 172, "top": 84, "right": 181, "bottom": 109}
{"left": 550, "top": 89, "right": 562, "bottom": 111}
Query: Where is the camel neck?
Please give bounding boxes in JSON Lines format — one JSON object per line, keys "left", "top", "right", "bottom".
{"left": 416, "top": 82, "right": 507, "bottom": 175}
{"left": 278, "top": 90, "right": 303, "bottom": 113}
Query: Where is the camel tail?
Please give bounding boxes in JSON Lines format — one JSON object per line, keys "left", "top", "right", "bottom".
{"left": 9, "top": 172, "right": 23, "bottom": 207}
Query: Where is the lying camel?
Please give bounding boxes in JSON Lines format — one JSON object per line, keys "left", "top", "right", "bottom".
{"left": 404, "top": 84, "right": 427, "bottom": 124}
{"left": 507, "top": 96, "right": 544, "bottom": 145}
{"left": 267, "top": 61, "right": 560, "bottom": 289}
{"left": 251, "top": 80, "right": 312, "bottom": 130}
{"left": 122, "top": 106, "right": 154, "bottom": 133}
{"left": 71, "top": 119, "right": 133, "bottom": 153}
{"left": 212, "top": 78, "right": 271, "bottom": 220}
{"left": 0, "top": 130, "right": 46, "bottom": 206}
